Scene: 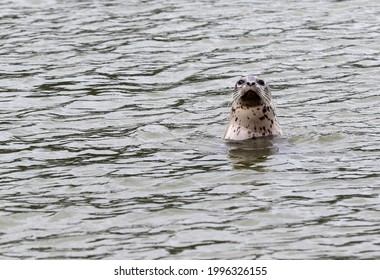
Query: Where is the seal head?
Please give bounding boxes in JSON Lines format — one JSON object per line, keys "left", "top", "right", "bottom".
{"left": 223, "top": 74, "right": 282, "bottom": 141}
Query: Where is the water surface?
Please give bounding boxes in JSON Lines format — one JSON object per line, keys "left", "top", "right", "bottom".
{"left": 0, "top": 0, "right": 380, "bottom": 259}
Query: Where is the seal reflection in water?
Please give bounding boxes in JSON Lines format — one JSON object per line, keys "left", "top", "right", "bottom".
{"left": 224, "top": 74, "right": 282, "bottom": 141}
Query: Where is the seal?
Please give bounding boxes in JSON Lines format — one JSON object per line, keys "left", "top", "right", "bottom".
{"left": 224, "top": 74, "right": 282, "bottom": 141}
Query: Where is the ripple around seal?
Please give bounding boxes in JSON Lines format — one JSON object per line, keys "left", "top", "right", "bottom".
{"left": 1, "top": 0, "right": 380, "bottom": 259}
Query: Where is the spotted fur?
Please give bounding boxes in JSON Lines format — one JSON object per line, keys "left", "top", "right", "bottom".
{"left": 224, "top": 74, "right": 282, "bottom": 141}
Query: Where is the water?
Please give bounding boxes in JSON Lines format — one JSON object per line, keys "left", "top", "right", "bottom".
{"left": 1, "top": 0, "right": 380, "bottom": 259}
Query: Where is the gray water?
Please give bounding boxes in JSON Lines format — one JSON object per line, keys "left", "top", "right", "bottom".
{"left": 1, "top": 0, "right": 380, "bottom": 259}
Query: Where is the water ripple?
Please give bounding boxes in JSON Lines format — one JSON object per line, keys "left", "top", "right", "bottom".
{"left": 0, "top": 0, "right": 380, "bottom": 259}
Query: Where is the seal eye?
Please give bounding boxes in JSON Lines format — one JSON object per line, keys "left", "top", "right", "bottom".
{"left": 237, "top": 79, "right": 245, "bottom": 86}
{"left": 257, "top": 79, "right": 265, "bottom": 86}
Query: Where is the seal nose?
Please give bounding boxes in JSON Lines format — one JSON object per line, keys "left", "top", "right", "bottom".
{"left": 246, "top": 81, "right": 256, "bottom": 86}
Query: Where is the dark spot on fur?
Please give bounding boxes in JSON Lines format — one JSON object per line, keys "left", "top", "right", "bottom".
{"left": 259, "top": 116, "right": 265, "bottom": 121}
{"left": 262, "top": 132, "right": 265, "bottom": 136}
{"left": 257, "top": 108, "right": 260, "bottom": 111}
{"left": 247, "top": 116, "right": 250, "bottom": 119}
{"left": 232, "top": 108, "right": 236, "bottom": 112}
{"left": 262, "top": 108, "right": 267, "bottom": 113}
{"left": 235, "top": 117, "right": 238, "bottom": 121}
{"left": 271, "top": 120, "right": 274, "bottom": 124}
